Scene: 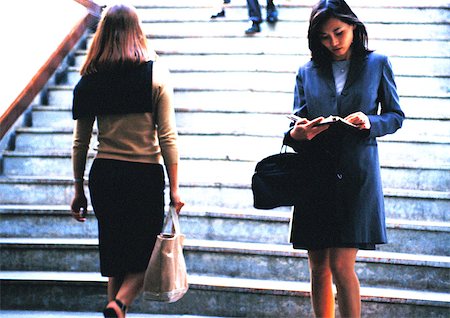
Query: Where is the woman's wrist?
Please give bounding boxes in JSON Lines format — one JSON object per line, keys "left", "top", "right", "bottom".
{"left": 289, "top": 129, "right": 305, "bottom": 141}
{"left": 73, "top": 178, "right": 85, "bottom": 193}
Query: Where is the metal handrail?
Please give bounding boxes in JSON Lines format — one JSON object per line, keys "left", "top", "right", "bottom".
{"left": 0, "top": 0, "right": 102, "bottom": 140}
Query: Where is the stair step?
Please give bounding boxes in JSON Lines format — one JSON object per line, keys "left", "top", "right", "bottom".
{"left": 0, "top": 177, "right": 448, "bottom": 221}
{"left": 131, "top": 3, "right": 450, "bottom": 23}
{"left": 150, "top": 38, "right": 450, "bottom": 59}
{"left": 34, "top": 100, "right": 449, "bottom": 145}
{"left": 0, "top": 311, "right": 220, "bottom": 318}
{"left": 13, "top": 125, "right": 450, "bottom": 143}
{"left": 45, "top": 87, "right": 450, "bottom": 120}
{"left": 1, "top": 271, "right": 449, "bottom": 317}
{"left": 29, "top": 105, "right": 450, "bottom": 141}
{"left": 65, "top": 67, "right": 450, "bottom": 98}
{"left": 106, "top": 0, "right": 450, "bottom": 9}
{"left": 74, "top": 50, "right": 450, "bottom": 76}
{"left": 138, "top": 21, "right": 450, "bottom": 41}
{"left": 73, "top": 51, "right": 450, "bottom": 77}
{"left": 11, "top": 128, "right": 450, "bottom": 166}
{"left": 3, "top": 151, "right": 449, "bottom": 191}
{"left": 0, "top": 204, "right": 448, "bottom": 256}
{"left": 1, "top": 237, "right": 449, "bottom": 292}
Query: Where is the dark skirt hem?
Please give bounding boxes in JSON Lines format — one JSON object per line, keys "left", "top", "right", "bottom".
{"left": 292, "top": 242, "right": 385, "bottom": 251}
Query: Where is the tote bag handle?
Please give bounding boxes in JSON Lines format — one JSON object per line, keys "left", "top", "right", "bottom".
{"left": 161, "top": 205, "right": 181, "bottom": 235}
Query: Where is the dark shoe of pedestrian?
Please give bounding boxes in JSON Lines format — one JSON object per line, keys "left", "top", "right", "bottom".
{"left": 245, "top": 22, "right": 261, "bottom": 34}
{"left": 266, "top": 8, "right": 278, "bottom": 23}
{"left": 211, "top": 9, "right": 225, "bottom": 19}
{"left": 223, "top": 0, "right": 231, "bottom": 3}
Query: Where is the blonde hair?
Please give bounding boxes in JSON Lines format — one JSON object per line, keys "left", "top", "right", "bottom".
{"left": 80, "top": 4, "right": 149, "bottom": 75}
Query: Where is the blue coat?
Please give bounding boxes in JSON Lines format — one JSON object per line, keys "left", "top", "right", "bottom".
{"left": 284, "top": 52, "right": 405, "bottom": 249}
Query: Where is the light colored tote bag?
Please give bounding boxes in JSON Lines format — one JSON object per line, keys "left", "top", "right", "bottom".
{"left": 143, "top": 205, "right": 189, "bottom": 303}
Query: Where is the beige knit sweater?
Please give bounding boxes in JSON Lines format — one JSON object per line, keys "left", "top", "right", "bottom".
{"left": 72, "top": 59, "right": 179, "bottom": 179}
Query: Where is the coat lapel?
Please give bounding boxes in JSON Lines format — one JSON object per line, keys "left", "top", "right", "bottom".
{"left": 343, "top": 55, "right": 368, "bottom": 91}
{"left": 321, "top": 64, "right": 336, "bottom": 93}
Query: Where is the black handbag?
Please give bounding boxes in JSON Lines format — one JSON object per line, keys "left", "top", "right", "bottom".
{"left": 251, "top": 150, "right": 309, "bottom": 209}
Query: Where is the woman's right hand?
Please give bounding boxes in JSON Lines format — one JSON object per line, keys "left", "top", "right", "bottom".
{"left": 289, "top": 117, "right": 329, "bottom": 141}
{"left": 71, "top": 193, "right": 88, "bottom": 222}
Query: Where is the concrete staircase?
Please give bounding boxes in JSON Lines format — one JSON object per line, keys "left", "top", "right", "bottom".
{"left": 1, "top": 0, "right": 449, "bottom": 317}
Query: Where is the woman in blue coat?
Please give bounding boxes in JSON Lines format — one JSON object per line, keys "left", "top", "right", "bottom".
{"left": 283, "top": 0, "right": 404, "bottom": 316}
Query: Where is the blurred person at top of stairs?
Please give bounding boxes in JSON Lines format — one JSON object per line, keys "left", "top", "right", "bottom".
{"left": 210, "top": 0, "right": 231, "bottom": 19}
{"left": 283, "top": 0, "right": 405, "bottom": 317}
{"left": 70, "top": 3, "right": 184, "bottom": 318}
{"left": 210, "top": 0, "right": 279, "bottom": 34}
{"left": 245, "top": 0, "right": 279, "bottom": 34}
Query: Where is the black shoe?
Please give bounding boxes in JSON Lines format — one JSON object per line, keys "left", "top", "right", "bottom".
{"left": 266, "top": 8, "right": 278, "bottom": 23}
{"left": 103, "top": 299, "right": 127, "bottom": 318}
{"left": 245, "top": 22, "right": 261, "bottom": 34}
{"left": 211, "top": 9, "right": 225, "bottom": 19}
{"left": 223, "top": 0, "right": 231, "bottom": 3}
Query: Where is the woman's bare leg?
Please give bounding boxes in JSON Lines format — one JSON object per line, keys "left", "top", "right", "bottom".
{"left": 105, "top": 271, "right": 146, "bottom": 318}
{"left": 107, "top": 276, "right": 124, "bottom": 301}
{"left": 329, "top": 248, "right": 360, "bottom": 318}
{"left": 308, "top": 249, "right": 335, "bottom": 317}
{"left": 115, "top": 271, "right": 146, "bottom": 305}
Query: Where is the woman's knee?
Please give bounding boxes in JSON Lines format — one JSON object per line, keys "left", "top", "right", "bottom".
{"left": 310, "top": 264, "right": 333, "bottom": 281}
{"left": 308, "top": 250, "right": 332, "bottom": 279}
{"left": 329, "top": 249, "right": 358, "bottom": 282}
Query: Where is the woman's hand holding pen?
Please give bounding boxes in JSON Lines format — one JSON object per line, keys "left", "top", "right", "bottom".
{"left": 288, "top": 111, "right": 370, "bottom": 141}
{"left": 289, "top": 117, "right": 329, "bottom": 141}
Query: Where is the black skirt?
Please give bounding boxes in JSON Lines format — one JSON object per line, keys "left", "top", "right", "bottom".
{"left": 88, "top": 158, "right": 165, "bottom": 277}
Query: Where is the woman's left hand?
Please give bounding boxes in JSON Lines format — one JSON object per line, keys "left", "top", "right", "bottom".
{"left": 344, "top": 111, "right": 371, "bottom": 130}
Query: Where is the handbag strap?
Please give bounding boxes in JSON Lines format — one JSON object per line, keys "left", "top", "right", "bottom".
{"left": 280, "top": 144, "right": 288, "bottom": 153}
{"left": 162, "top": 205, "right": 181, "bottom": 235}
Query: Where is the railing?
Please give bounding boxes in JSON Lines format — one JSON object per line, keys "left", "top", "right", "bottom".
{"left": 0, "top": 0, "right": 102, "bottom": 140}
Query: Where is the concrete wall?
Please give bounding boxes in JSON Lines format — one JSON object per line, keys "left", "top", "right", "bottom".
{"left": 0, "top": 0, "right": 87, "bottom": 116}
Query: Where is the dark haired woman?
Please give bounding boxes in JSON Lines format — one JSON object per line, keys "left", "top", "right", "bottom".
{"left": 283, "top": 0, "right": 404, "bottom": 316}
{"left": 70, "top": 4, "right": 184, "bottom": 317}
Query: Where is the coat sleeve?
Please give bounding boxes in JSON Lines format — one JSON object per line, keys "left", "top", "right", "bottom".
{"left": 367, "top": 56, "right": 405, "bottom": 138}
{"left": 283, "top": 69, "right": 312, "bottom": 152}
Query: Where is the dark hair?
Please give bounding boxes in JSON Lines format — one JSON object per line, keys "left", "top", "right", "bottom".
{"left": 308, "top": 0, "right": 371, "bottom": 67}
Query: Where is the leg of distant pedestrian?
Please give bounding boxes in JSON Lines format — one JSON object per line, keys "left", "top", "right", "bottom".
{"left": 211, "top": 0, "right": 227, "bottom": 19}
{"left": 266, "top": 0, "right": 278, "bottom": 23}
{"left": 245, "top": 0, "right": 262, "bottom": 34}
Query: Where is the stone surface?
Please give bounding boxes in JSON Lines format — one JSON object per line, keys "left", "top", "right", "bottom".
{"left": 0, "top": 0, "right": 449, "bottom": 316}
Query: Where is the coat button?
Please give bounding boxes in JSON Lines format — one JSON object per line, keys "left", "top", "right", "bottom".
{"left": 337, "top": 173, "right": 343, "bottom": 179}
